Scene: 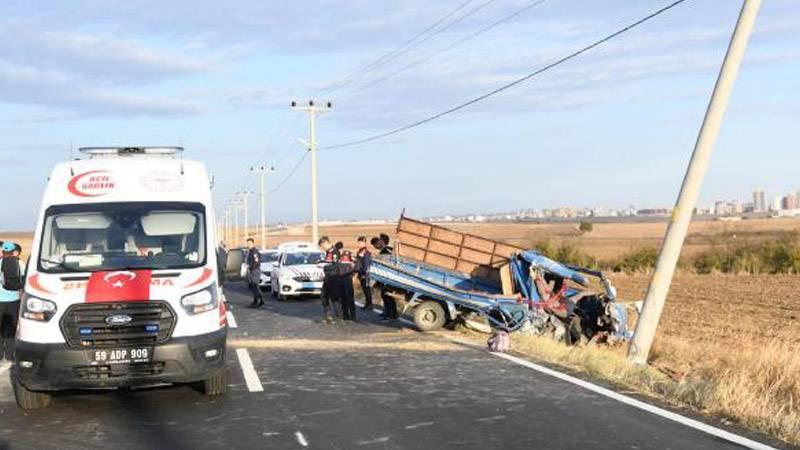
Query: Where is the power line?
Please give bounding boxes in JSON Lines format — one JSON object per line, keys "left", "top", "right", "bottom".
{"left": 319, "top": 0, "right": 480, "bottom": 96}
{"left": 268, "top": 151, "right": 308, "bottom": 194}
{"left": 342, "top": 0, "right": 549, "bottom": 99}
{"left": 321, "top": 0, "right": 690, "bottom": 151}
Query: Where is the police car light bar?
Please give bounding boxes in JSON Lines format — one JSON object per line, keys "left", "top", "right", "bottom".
{"left": 78, "top": 146, "right": 184, "bottom": 156}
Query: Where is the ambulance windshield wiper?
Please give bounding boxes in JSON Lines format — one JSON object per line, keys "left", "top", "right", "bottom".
{"left": 115, "top": 264, "right": 171, "bottom": 271}
{"left": 39, "top": 258, "right": 82, "bottom": 273}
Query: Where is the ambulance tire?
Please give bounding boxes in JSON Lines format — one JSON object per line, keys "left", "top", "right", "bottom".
{"left": 12, "top": 376, "right": 51, "bottom": 410}
{"left": 413, "top": 301, "right": 447, "bottom": 332}
{"left": 200, "top": 368, "right": 227, "bottom": 396}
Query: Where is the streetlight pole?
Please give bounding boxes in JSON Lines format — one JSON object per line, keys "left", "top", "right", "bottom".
{"left": 292, "top": 99, "right": 332, "bottom": 245}
{"left": 628, "top": 0, "right": 762, "bottom": 364}
{"left": 237, "top": 191, "right": 253, "bottom": 244}
{"left": 251, "top": 165, "right": 274, "bottom": 249}
{"left": 231, "top": 199, "right": 240, "bottom": 247}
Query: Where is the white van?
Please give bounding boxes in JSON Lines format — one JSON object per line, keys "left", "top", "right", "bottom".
{"left": 13, "top": 147, "right": 227, "bottom": 409}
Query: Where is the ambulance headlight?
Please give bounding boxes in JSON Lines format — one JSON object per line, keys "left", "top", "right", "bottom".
{"left": 22, "top": 295, "right": 57, "bottom": 322}
{"left": 279, "top": 271, "right": 294, "bottom": 281}
{"left": 181, "top": 286, "right": 218, "bottom": 315}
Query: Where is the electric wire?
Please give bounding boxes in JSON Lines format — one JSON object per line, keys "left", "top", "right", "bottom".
{"left": 319, "top": 0, "right": 485, "bottom": 96}
{"left": 321, "top": 0, "right": 690, "bottom": 151}
{"left": 341, "top": 0, "right": 548, "bottom": 99}
{"left": 268, "top": 151, "right": 309, "bottom": 194}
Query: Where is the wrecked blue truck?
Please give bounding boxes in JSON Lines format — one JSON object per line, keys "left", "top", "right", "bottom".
{"left": 368, "top": 215, "right": 632, "bottom": 344}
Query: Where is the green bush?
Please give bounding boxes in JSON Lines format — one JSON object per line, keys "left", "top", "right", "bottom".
{"left": 692, "top": 231, "right": 800, "bottom": 274}
{"left": 613, "top": 247, "right": 660, "bottom": 273}
{"left": 579, "top": 221, "right": 594, "bottom": 233}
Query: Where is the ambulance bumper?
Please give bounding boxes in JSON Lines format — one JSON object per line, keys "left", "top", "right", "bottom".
{"left": 12, "top": 328, "right": 227, "bottom": 392}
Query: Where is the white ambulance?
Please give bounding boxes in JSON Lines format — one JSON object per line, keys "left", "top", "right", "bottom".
{"left": 13, "top": 147, "right": 227, "bottom": 409}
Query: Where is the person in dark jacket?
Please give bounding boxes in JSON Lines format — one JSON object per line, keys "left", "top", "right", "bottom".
{"left": 0, "top": 241, "right": 24, "bottom": 361}
{"left": 245, "top": 238, "right": 263, "bottom": 308}
{"left": 318, "top": 236, "right": 340, "bottom": 323}
{"left": 337, "top": 250, "right": 357, "bottom": 321}
{"left": 371, "top": 236, "right": 398, "bottom": 321}
{"left": 355, "top": 236, "right": 373, "bottom": 310}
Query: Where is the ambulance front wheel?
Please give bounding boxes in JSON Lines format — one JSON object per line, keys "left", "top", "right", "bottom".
{"left": 200, "top": 368, "right": 227, "bottom": 396}
{"left": 12, "top": 376, "right": 51, "bottom": 410}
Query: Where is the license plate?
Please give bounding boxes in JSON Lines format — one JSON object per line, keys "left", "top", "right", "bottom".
{"left": 90, "top": 347, "right": 152, "bottom": 365}
{"left": 302, "top": 282, "right": 318, "bottom": 289}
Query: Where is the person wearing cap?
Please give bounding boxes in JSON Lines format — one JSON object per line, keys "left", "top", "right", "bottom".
{"left": 0, "top": 241, "right": 24, "bottom": 361}
{"left": 318, "top": 236, "right": 340, "bottom": 323}
{"left": 355, "top": 236, "right": 373, "bottom": 310}
{"left": 336, "top": 249, "right": 357, "bottom": 321}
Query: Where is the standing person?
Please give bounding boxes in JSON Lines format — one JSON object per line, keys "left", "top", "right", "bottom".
{"left": 337, "top": 250, "right": 357, "bottom": 321}
{"left": 318, "top": 236, "right": 340, "bottom": 323}
{"left": 355, "top": 236, "right": 373, "bottom": 310}
{"left": 0, "top": 241, "right": 24, "bottom": 362}
{"left": 244, "top": 238, "right": 264, "bottom": 308}
{"left": 371, "top": 236, "right": 398, "bottom": 321}
{"left": 216, "top": 241, "right": 228, "bottom": 287}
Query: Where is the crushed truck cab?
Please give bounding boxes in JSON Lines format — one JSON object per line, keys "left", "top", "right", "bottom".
{"left": 13, "top": 147, "right": 227, "bottom": 409}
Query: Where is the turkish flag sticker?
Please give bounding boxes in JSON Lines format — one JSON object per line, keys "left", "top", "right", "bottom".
{"left": 86, "top": 270, "right": 152, "bottom": 303}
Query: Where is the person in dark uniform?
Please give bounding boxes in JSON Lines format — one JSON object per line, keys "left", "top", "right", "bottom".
{"left": 337, "top": 250, "right": 357, "bottom": 321}
{"left": 245, "top": 238, "right": 263, "bottom": 308}
{"left": 318, "top": 236, "right": 340, "bottom": 323}
{"left": 355, "top": 236, "right": 373, "bottom": 310}
{"left": 371, "top": 236, "right": 398, "bottom": 321}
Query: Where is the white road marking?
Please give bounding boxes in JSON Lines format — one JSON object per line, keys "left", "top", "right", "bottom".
{"left": 446, "top": 337, "right": 777, "bottom": 450}
{"left": 294, "top": 431, "right": 309, "bottom": 447}
{"left": 226, "top": 311, "right": 238, "bottom": 329}
{"left": 235, "top": 348, "right": 263, "bottom": 392}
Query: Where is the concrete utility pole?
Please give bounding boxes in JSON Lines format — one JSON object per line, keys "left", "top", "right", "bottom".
{"left": 628, "top": 0, "right": 762, "bottom": 364}
{"left": 237, "top": 191, "right": 254, "bottom": 244}
{"left": 291, "top": 100, "right": 332, "bottom": 245}
{"left": 251, "top": 165, "right": 274, "bottom": 249}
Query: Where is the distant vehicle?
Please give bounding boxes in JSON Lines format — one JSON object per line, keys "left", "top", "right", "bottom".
{"left": 276, "top": 241, "right": 316, "bottom": 253}
{"left": 270, "top": 250, "right": 325, "bottom": 301}
{"left": 15, "top": 146, "right": 227, "bottom": 410}
{"left": 258, "top": 250, "right": 280, "bottom": 290}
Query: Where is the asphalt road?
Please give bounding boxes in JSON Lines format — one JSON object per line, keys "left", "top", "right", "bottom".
{"left": 0, "top": 284, "right": 782, "bottom": 450}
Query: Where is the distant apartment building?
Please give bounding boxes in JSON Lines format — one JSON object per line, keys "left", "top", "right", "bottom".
{"left": 772, "top": 196, "right": 783, "bottom": 212}
{"left": 783, "top": 193, "right": 799, "bottom": 211}
{"left": 752, "top": 190, "right": 766, "bottom": 212}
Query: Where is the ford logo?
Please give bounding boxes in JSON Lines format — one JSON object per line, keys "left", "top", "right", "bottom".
{"left": 105, "top": 314, "right": 132, "bottom": 326}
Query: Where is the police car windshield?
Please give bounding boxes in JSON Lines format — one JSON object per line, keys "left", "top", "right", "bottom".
{"left": 260, "top": 252, "right": 280, "bottom": 263}
{"left": 38, "top": 202, "right": 206, "bottom": 273}
{"left": 284, "top": 252, "right": 323, "bottom": 266}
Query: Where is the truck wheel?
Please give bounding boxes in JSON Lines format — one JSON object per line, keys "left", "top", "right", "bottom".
{"left": 200, "top": 369, "right": 227, "bottom": 396}
{"left": 12, "top": 377, "right": 51, "bottom": 410}
{"left": 414, "top": 301, "right": 447, "bottom": 332}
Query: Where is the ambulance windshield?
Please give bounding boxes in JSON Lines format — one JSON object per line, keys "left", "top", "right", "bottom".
{"left": 38, "top": 202, "right": 206, "bottom": 273}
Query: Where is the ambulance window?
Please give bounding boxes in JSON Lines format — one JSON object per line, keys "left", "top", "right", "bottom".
{"left": 38, "top": 202, "right": 207, "bottom": 273}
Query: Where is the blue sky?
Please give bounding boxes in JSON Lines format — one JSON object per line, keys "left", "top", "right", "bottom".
{"left": 0, "top": 0, "right": 797, "bottom": 230}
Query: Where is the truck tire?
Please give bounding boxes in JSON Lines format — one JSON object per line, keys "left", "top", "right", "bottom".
{"left": 200, "top": 368, "right": 227, "bottom": 396}
{"left": 12, "top": 376, "right": 51, "bottom": 410}
{"left": 414, "top": 301, "right": 447, "bottom": 332}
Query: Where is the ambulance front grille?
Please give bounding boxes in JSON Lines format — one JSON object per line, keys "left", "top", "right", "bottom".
{"left": 60, "top": 301, "right": 176, "bottom": 348}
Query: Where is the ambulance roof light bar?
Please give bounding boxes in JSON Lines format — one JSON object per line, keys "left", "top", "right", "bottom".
{"left": 78, "top": 146, "right": 184, "bottom": 157}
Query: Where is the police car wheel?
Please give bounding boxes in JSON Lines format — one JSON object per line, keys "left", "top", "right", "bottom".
{"left": 414, "top": 301, "right": 447, "bottom": 332}
{"left": 12, "top": 376, "right": 51, "bottom": 410}
{"left": 200, "top": 368, "right": 227, "bottom": 396}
